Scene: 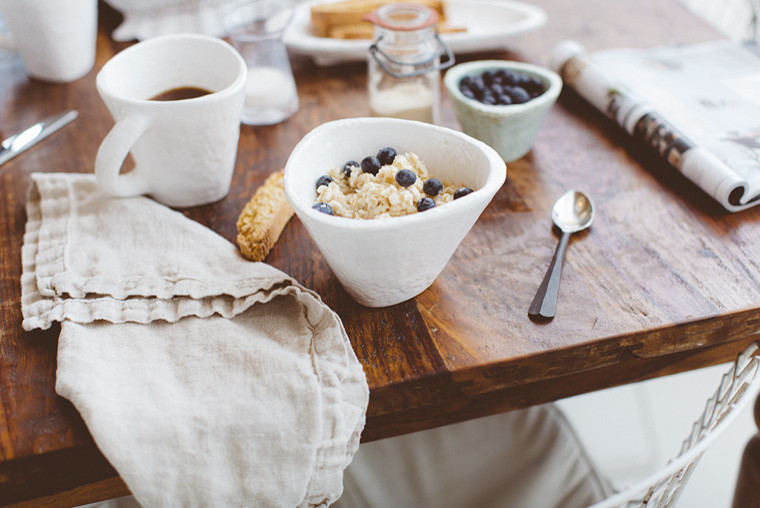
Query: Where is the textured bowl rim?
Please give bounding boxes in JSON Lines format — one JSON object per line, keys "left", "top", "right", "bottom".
{"left": 444, "top": 60, "right": 562, "bottom": 115}
{"left": 283, "top": 117, "right": 507, "bottom": 230}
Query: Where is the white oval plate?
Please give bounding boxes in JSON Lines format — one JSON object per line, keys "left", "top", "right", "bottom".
{"left": 283, "top": 0, "right": 547, "bottom": 66}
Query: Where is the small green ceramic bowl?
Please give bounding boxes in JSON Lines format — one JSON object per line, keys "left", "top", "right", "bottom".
{"left": 444, "top": 60, "right": 562, "bottom": 163}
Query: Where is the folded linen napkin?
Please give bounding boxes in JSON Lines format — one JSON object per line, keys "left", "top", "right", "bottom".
{"left": 21, "top": 173, "right": 369, "bottom": 507}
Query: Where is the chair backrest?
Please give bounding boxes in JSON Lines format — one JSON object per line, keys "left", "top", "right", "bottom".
{"left": 589, "top": 342, "right": 760, "bottom": 508}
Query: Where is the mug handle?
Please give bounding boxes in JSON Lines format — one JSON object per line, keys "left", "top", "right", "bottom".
{"left": 95, "top": 114, "right": 152, "bottom": 197}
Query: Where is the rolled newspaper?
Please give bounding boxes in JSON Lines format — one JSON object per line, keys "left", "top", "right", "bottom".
{"left": 550, "top": 40, "right": 760, "bottom": 212}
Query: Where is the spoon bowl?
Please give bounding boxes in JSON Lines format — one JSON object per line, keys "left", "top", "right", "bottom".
{"left": 552, "top": 190, "right": 594, "bottom": 233}
{"left": 529, "top": 190, "right": 594, "bottom": 320}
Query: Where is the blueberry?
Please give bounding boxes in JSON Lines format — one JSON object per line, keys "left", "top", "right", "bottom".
{"left": 459, "top": 77, "right": 474, "bottom": 96}
{"left": 361, "top": 156, "right": 382, "bottom": 175}
{"left": 513, "top": 73, "right": 530, "bottom": 87}
{"left": 312, "top": 202, "right": 334, "bottom": 215}
{"left": 395, "top": 169, "right": 417, "bottom": 187}
{"left": 497, "top": 69, "right": 518, "bottom": 85}
{"left": 377, "top": 147, "right": 397, "bottom": 166}
{"left": 315, "top": 175, "right": 333, "bottom": 190}
{"left": 523, "top": 75, "right": 545, "bottom": 95}
{"left": 454, "top": 187, "right": 473, "bottom": 199}
{"left": 506, "top": 86, "right": 531, "bottom": 104}
{"left": 423, "top": 178, "right": 443, "bottom": 196}
{"left": 342, "top": 160, "right": 359, "bottom": 178}
{"left": 417, "top": 197, "right": 436, "bottom": 212}
{"left": 464, "top": 69, "right": 545, "bottom": 106}
{"left": 471, "top": 78, "right": 486, "bottom": 99}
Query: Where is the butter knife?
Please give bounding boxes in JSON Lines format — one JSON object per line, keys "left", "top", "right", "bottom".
{"left": 0, "top": 110, "right": 79, "bottom": 167}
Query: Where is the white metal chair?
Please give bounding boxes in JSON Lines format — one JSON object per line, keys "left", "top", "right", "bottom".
{"left": 335, "top": 343, "right": 760, "bottom": 508}
{"left": 590, "top": 342, "right": 760, "bottom": 508}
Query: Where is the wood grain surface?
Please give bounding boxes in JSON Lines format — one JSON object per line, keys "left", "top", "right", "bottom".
{"left": 2, "top": 0, "right": 760, "bottom": 504}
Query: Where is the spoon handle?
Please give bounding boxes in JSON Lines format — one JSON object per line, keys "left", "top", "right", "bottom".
{"left": 528, "top": 231, "right": 570, "bottom": 320}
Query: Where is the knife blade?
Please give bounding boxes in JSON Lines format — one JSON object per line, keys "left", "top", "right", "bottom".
{"left": 0, "top": 110, "right": 79, "bottom": 167}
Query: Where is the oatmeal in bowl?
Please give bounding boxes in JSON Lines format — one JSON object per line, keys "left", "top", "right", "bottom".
{"left": 284, "top": 117, "right": 506, "bottom": 307}
{"left": 312, "top": 148, "right": 472, "bottom": 219}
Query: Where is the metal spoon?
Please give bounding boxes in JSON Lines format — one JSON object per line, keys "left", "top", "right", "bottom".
{"left": 528, "top": 190, "right": 594, "bottom": 321}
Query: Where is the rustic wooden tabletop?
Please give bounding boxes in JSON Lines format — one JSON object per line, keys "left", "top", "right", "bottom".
{"left": 2, "top": 0, "right": 759, "bottom": 505}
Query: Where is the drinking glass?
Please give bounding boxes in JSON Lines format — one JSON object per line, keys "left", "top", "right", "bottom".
{"left": 225, "top": 0, "right": 299, "bottom": 126}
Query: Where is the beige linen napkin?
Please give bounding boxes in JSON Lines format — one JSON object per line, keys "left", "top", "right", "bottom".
{"left": 21, "top": 173, "right": 369, "bottom": 507}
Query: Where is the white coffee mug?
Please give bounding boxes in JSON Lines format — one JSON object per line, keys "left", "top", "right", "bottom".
{"left": 95, "top": 34, "right": 247, "bottom": 207}
{"left": 0, "top": 0, "right": 97, "bottom": 82}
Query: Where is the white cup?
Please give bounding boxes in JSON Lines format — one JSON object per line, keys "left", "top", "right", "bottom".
{"left": 95, "top": 34, "right": 247, "bottom": 208}
{"left": 0, "top": 0, "right": 97, "bottom": 82}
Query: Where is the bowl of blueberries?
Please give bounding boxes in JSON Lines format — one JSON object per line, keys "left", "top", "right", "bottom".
{"left": 444, "top": 60, "right": 562, "bottom": 162}
{"left": 283, "top": 117, "right": 506, "bottom": 307}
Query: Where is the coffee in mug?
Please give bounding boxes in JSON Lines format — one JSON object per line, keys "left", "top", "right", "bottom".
{"left": 95, "top": 34, "right": 246, "bottom": 207}
{"left": 150, "top": 87, "right": 213, "bottom": 102}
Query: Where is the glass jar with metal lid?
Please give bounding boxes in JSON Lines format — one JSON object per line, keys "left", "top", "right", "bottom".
{"left": 363, "top": 2, "right": 454, "bottom": 124}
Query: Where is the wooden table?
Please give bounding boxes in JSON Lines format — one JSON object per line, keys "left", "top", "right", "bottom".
{"left": 2, "top": 0, "right": 759, "bottom": 505}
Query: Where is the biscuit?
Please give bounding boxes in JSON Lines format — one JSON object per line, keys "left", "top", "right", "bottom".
{"left": 237, "top": 170, "right": 294, "bottom": 262}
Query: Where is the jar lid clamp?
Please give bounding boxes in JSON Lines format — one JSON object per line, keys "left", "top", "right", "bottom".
{"left": 363, "top": 3, "right": 454, "bottom": 79}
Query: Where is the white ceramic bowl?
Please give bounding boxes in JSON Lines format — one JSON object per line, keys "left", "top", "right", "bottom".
{"left": 284, "top": 117, "right": 506, "bottom": 307}
{"left": 444, "top": 60, "right": 562, "bottom": 162}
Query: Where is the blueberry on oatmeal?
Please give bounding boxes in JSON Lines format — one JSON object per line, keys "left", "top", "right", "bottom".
{"left": 315, "top": 175, "right": 333, "bottom": 190}
{"left": 361, "top": 156, "right": 382, "bottom": 175}
{"left": 395, "top": 169, "right": 417, "bottom": 187}
{"left": 377, "top": 147, "right": 397, "bottom": 166}
{"left": 454, "top": 187, "right": 473, "bottom": 199}
{"left": 342, "top": 160, "right": 359, "bottom": 178}
{"left": 312, "top": 202, "right": 334, "bottom": 215}
{"left": 417, "top": 197, "right": 436, "bottom": 212}
{"left": 423, "top": 178, "right": 443, "bottom": 196}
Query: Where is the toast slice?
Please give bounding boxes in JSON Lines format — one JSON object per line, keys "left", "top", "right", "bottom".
{"left": 328, "top": 21, "right": 467, "bottom": 39}
{"left": 311, "top": 0, "right": 448, "bottom": 38}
